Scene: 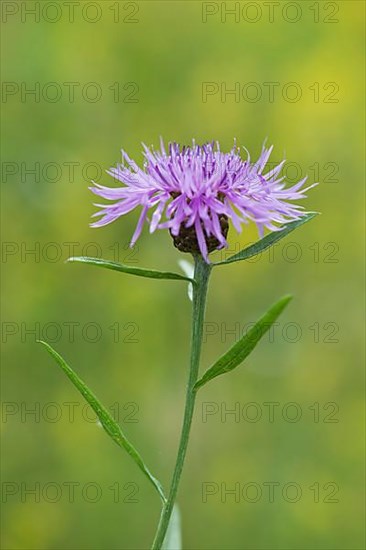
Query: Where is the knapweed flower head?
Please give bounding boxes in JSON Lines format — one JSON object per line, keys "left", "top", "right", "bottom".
{"left": 91, "top": 140, "right": 316, "bottom": 262}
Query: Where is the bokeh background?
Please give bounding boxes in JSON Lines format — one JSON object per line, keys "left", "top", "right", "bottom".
{"left": 1, "top": 1, "right": 365, "bottom": 549}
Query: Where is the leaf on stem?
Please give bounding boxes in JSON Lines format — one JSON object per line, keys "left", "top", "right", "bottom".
{"left": 67, "top": 256, "right": 195, "bottom": 283}
{"left": 38, "top": 340, "right": 166, "bottom": 503}
{"left": 194, "top": 295, "right": 293, "bottom": 390}
{"left": 178, "top": 259, "right": 194, "bottom": 302}
{"left": 214, "top": 213, "right": 318, "bottom": 265}
{"left": 162, "top": 504, "right": 182, "bottom": 550}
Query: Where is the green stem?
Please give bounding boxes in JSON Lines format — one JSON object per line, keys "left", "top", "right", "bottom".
{"left": 151, "top": 254, "right": 212, "bottom": 550}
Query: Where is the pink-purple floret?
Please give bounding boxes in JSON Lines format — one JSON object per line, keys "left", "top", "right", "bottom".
{"left": 90, "top": 140, "right": 316, "bottom": 261}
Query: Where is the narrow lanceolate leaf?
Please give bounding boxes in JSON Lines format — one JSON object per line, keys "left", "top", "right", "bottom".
{"left": 214, "top": 213, "right": 318, "bottom": 265}
{"left": 162, "top": 505, "right": 182, "bottom": 550}
{"left": 194, "top": 295, "right": 293, "bottom": 390}
{"left": 67, "top": 257, "right": 195, "bottom": 283}
{"left": 38, "top": 341, "right": 166, "bottom": 503}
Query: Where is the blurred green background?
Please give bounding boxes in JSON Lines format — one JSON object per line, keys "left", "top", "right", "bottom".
{"left": 1, "top": 1, "right": 365, "bottom": 549}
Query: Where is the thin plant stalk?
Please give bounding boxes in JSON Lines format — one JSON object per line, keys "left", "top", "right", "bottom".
{"left": 151, "top": 254, "right": 212, "bottom": 549}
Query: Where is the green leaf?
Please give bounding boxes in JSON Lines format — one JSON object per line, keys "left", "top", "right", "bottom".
{"left": 194, "top": 295, "right": 293, "bottom": 390}
{"left": 162, "top": 505, "right": 182, "bottom": 550}
{"left": 214, "top": 213, "right": 318, "bottom": 265}
{"left": 38, "top": 341, "right": 166, "bottom": 503}
{"left": 67, "top": 257, "right": 195, "bottom": 283}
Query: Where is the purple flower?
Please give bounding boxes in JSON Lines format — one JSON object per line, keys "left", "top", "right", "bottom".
{"left": 90, "top": 140, "right": 316, "bottom": 262}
